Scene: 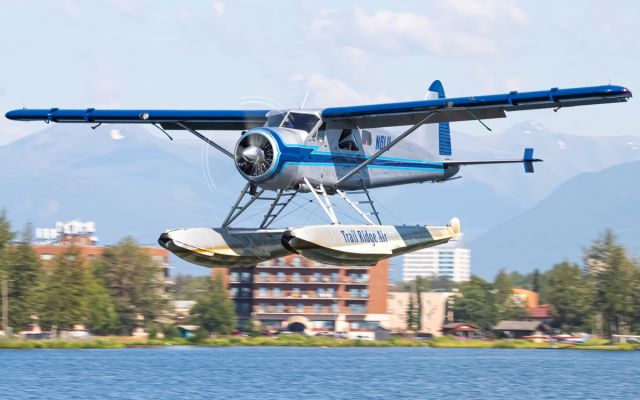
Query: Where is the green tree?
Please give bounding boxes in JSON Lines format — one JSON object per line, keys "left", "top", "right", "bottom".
{"left": 595, "top": 245, "right": 636, "bottom": 336}
{"left": 93, "top": 237, "right": 166, "bottom": 335}
{"left": 5, "top": 225, "right": 43, "bottom": 329}
{"left": 540, "top": 262, "right": 593, "bottom": 331}
{"left": 584, "top": 231, "right": 639, "bottom": 337}
{"left": 414, "top": 276, "right": 429, "bottom": 331}
{"left": 190, "top": 271, "right": 235, "bottom": 335}
{"left": 532, "top": 269, "right": 541, "bottom": 293}
{"left": 453, "top": 276, "right": 497, "bottom": 333}
{"left": 406, "top": 294, "right": 417, "bottom": 331}
{"left": 85, "top": 271, "right": 118, "bottom": 335}
{"left": 494, "top": 270, "right": 525, "bottom": 321}
{"left": 171, "top": 275, "right": 212, "bottom": 300}
{"left": 0, "top": 210, "right": 14, "bottom": 249}
{"left": 40, "top": 247, "right": 88, "bottom": 335}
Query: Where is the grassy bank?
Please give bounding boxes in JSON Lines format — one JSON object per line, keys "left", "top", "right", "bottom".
{"left": 1, "top": 336, "right": 637, "bottom": 350}
{"left": 0, "top": 339, "right": 124, "bottom": 349}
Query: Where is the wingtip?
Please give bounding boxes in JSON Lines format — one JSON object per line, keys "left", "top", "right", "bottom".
{"left": 5, "top": 109, "right": 20, "bottom": 120}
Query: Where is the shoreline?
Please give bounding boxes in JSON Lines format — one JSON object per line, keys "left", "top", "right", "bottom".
{"left": 1, "top": 336, "right": 637, "bottom": 351}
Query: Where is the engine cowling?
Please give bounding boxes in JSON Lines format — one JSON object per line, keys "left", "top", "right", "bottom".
{"left": 234, "top": 130, "right": 280, "bottom": 182}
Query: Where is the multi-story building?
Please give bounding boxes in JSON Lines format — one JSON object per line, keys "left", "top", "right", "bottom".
{"left": 31, "top": 220, "right": 171, "bottom": 283}
{"left": 219, "top": 254, "right": 388, "bottom": 339}
{"left": 402, "top": 241, "right": 470, "bottom": 283}
{"left": 385, "top": 291, "right": 455, "bottom": 336}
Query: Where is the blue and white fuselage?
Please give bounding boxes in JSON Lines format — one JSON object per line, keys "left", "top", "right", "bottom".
{"left": 237, "top": 115, "right": 458, "bottom": 192}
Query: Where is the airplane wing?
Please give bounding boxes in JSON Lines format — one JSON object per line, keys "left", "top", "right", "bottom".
{"left": 321, "top": 85, "right": 632, "bottom": 128}
{"left": 4, "top": 108, "right": 270, "bottom": 131}
{"left": 6, "top": 85, "right": 631, "bottom": 131}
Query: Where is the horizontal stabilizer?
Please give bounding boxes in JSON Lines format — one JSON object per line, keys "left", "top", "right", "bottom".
{"left": 442, "top": 148, "right": 542, "bottom": 173}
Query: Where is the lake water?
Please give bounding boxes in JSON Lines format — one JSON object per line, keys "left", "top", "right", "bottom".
{"left": 0, "top": 347, "right": 638, "bottom": 399}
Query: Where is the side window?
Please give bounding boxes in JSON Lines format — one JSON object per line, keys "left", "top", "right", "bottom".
{"left": 338, "top": 129, "right": 359, "bottom": 151}
{"left": 314, "top": 123, "right": 326, "bottom": 143}
{"left": 362, "top": 130, "right": 372, "bottom": 146}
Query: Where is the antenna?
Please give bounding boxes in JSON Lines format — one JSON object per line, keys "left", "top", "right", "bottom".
{"left": 299, "top": 90, "right": 310, "bottom": 109}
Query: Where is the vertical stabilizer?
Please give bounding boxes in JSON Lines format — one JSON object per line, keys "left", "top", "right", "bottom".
{"left": 427, "top": 80, "right": 452, "bottom": 156}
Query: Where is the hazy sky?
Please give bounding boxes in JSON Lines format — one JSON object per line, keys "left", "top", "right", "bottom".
{"left": 1, "top": 0, "right": 638, "bottom": 145}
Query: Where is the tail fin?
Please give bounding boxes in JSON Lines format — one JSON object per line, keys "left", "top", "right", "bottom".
{"left": 426, "top": 80, "right": 452, "bottom": 156}
{"left": 523, "top": 148, "right": 535, "bottom": 173}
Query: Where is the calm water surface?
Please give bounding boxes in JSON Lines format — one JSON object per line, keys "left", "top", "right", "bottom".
{"left": 0, "top": 346, "right": 638, "bottom": 399}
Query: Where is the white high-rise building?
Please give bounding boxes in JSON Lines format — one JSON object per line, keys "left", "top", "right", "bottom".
{"left": 402, "top": 241, "right": 470, "bottom": 283}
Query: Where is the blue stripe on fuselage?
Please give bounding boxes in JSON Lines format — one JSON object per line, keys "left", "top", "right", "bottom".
{"left": 255, "top": 128, "right": 445, "bottom": 175}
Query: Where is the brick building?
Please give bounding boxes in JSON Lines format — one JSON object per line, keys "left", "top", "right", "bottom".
{"left": 32, "top": 221, "right": 171, "bottom": 282}
{"left": 216, "top": 254, "right": 388, "bottom": 339}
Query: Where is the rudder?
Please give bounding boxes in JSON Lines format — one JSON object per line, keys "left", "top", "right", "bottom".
{"left": 427, "top": 80, "right": 452, "bottom": 157}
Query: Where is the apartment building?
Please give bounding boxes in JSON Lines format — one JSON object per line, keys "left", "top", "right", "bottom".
{"left": 403, "top": 241, "right": 470, "bottom": 283}
{"left": 221, "top": 254, "right": 389, "bottom": 340}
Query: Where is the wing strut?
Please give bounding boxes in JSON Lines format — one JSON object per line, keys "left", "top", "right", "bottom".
{"left": 334, "top": 113, "right": 437, "bottom": 187}
{"left": 175, "top": 122, "right": 234, "bottom": 159}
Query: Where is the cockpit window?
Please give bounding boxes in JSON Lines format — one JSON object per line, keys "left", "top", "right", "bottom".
{"left": 281, "top": 112, "right": 320, "bottom": 133}
{"left": 265, "top": 112, "right": 286, "bottom": 127}
{"left": 338, "top": 129, "right": 359, "bottom": 151}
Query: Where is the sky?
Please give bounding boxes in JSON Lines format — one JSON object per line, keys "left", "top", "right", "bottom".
{"left": 0, "top": 0, "right": 638, "bottom": 146}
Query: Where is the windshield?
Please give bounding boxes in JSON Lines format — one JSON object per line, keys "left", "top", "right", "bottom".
{"left": 281, "top": 112, "right": 320, "bottom": 133}
{"left": 265, "top": 112, "right": 286, "bottom": 127}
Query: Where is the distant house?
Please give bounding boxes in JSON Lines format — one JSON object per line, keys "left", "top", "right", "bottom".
{"left": 177, "top": 325, "right": 199, "bottom": 339}
{"left": 494, "top": 320, "right": 550, "bottom": 339}
{"left": 527, "top": 304, "right": 552, "bottom": 322}
{"left": 442, "top": 322, "right": 479, "bottom": 337}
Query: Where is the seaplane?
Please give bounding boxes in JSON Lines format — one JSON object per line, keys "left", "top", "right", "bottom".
{"left": 6, "top": 81, "right": 632, "bottom": 267}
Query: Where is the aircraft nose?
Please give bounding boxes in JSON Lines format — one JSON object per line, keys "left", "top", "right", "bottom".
{"left": 242, "top": 146, "right": 263, "bottom": 163}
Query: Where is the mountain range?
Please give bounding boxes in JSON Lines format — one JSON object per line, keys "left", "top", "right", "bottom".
{"left": 1, "top": 121, "right": 638, "bottom": 276}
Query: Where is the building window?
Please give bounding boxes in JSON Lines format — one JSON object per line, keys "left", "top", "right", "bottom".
{"left": 240, "top": 287, "right": 251, "bottom": 297}
{"left": 327, "top": 288, "right": 335, "bottom": 298}
{"left": 296, "top": 303, "right": 304, "bottom": 313}
{"left": 293, "top": 272, "right": 301, "bottom": 283}
{"left": 292, "top": 257, "right": 302, "bottom": 267}
{"left": 349, "top": 321, "right": 378, "bottom": 330}
{"left": 350, "top": 288, "right": 359, "bottom": 298}
{"left": 273, "top": 288, "right": 281, "bottom": 297}
{"left": 317, "top": 288, "right": 325, "bottom": 298}
{"left": 361, "top": 289, "right": 369, "bottom": 298}
{"left": 276, "top": 303, "right": 284, "bottom": 313}
{"left": 312, "top": 320, "right": 335, "bottom": 330}
{"left": 277, "top": 272, "right": 285, "bottom": 282}
{"left": 240, "top": 272, "right": 252, "bottom": 283}
{"left": 230, "top": 272, "right": 239, "bottom": 283}
{"left": 230, "top": 287, "right": 238, "bottom": 297}
{"left": 236, "top": 303, "right": 251, "bottom": 314}
{"left": 331, "top": 272, "right": 339, "bottom": 283}
{"left": 314, "top": 304, "right": 322, "bottom": 313}
{"left": 259, "top": 288, "right": 268, "bottom": 297}
{"left": 40, "top": 254, "right": 54, "bottom": 261}
{"left": 260, "top": 272, "right": 269, "bottom": 282}
{"left": 292, "top": 287, "right": 300, "bottom": 297}
{"left": 331, "top": 303, "right": 339, "bottom": 313}
{"left": 350, "top": 304, "right": 366, "bottom": 314}
{"left": 313, "top": 272, "right": 321, "bottom": 282}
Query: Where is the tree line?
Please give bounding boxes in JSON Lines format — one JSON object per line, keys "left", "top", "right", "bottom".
{"left": 0, "top": 212, "right": 166, "bottom": 336}
{"left": 452, "top": 231, "right": 640, "bottom": 337}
